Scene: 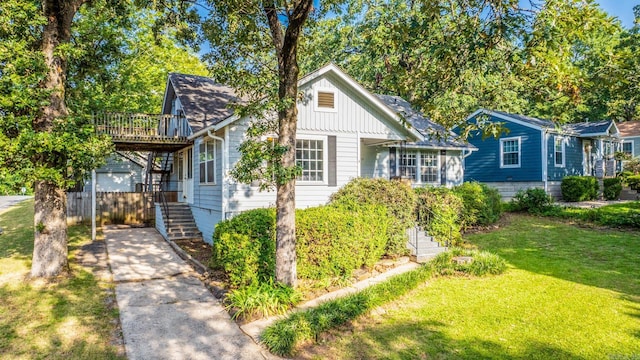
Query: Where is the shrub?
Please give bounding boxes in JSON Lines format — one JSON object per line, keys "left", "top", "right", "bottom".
{"left": 224, "top": 280, "right": 302, "bottom": 320}
{"left": 623, "top": 158, "right": 640, "bottom": 174}
{"left": 330, "top": 178, "right": 416, "bottom": 256}
{"left": 561, "top": 176, "right": 599, "bottom": 202}
{"left": 511, "top": 188, "right": 554, "bottom": 214}
{"left": 212, "top": 208, "right": 276, "bottom": 287}
{"left": 626, "top": 175, "right": 640, "bottom": 191}
{"left": 430, "top": 248, "right": 507, "bottom": 276}
{"left": 414, "top": 187, "right": 463, "bottom": 246}
{"left": 603, "top": 178, "right": 623, "bottom": 201}
{"left": 212, "top": 203, "right": 390, "bottom": 285}
{"left": 453, "top": 182, "right": 503, "bottom": 228}
{"left": 296, "top": 204, "right": 389, "bottom": 280}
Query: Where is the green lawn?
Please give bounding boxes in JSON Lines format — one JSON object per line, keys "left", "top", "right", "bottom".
{"left": 300, "top": 214, "right": 640, "bottom": 359}
{"left": 0, "top": 200, "right": 124, "bottom": 359}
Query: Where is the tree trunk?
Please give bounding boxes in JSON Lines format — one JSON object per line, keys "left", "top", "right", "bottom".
{"left": 31, "top": 0, "right": 82, "bottom": 277}
{"left": 274, "top": 51, "right": 301, "bottom": 288}
{"left": 265, "top": 0, "right": 313, "bottom": 287}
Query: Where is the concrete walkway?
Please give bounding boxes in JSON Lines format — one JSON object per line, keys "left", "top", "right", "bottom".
{"left": 104, "top": 227, "right": 268, "bottom": 360}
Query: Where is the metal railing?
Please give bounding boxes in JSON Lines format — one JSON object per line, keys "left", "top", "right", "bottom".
{"left": 414, "top": 202, "right": 455, "bottom": 249}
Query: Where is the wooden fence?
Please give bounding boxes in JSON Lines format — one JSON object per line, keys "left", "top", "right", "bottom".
{"left": 67, "top": 191, "right": 177, "bottom": 226}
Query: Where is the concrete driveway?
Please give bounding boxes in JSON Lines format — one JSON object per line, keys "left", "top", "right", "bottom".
{"left": 0, "top": 196, "right": 32, "bottom": 215}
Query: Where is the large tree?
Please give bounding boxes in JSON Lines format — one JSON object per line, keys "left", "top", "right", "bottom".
{"left": 0, "top": 0, "right": 206, "bottom": 277}
{"left": 199, "top": 0, "right": 332, "bottom": 286}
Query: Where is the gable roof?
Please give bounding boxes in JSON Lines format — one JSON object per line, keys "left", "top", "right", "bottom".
{"left": 376, "top": 95, "right": 475, "bottom": 150}
{"left": 469, "top": 109, "right": 618, "bottom": 137}
{"left": 563, "top": 120, "right": 617, "bottom": 137}
{"left": 166, "top": 73, "right": 243, "bottom": 133}
{"left": 617, "top": 121, "right": 640, "bottom": 137}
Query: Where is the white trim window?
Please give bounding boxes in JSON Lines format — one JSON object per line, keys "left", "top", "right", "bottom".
{"left": 199, "top": 140, "right": 216, "bottom": 184}
{"left": 399, "top": 150, "right": 439, "bottom": 184}
{"left": 623, "top": 141, "right": 634, "bottom": 157}
{"left": 296, "top": 137, "right": 326, "bottom": 182}
{"left": 554, "top": 136, "right": 565, "bottom": 167}
{"left": 420, "top": 152, "right": 438, "bottom": 183}
{"left": 500, "top": 137, "right": 521, "bottom": 168}
{"left": 399, "top": 152, "right": 417, "bottom": 179}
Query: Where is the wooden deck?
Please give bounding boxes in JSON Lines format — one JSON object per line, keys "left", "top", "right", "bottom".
{"left": 94, "top": 113, "right": 193, "bottom": 151}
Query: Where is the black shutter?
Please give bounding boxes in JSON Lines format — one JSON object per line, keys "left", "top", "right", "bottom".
{"left": 328, "top": 136, "right": 337, "bottom": 186}
{"left": 389, "top": 147, "right": 397, "bottom": 179}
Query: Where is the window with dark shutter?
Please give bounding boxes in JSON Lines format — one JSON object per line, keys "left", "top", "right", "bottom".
{"left": 317, "top": 91, "right": 335, "bottom": 109}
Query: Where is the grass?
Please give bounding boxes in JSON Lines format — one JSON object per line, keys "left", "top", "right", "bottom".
{"left": 543, "top": 201, "right": 640, "bottom": 228}
{"left": 261, "top": 248, "right": 506, "bottom": 356}
{"left": 296, "top": 214, "right": 640, "bottom": 359}
{"left": 0, "top": 200, "right": 124, "bottom": 359}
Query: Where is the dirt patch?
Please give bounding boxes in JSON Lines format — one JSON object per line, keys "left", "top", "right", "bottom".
{"left": 173, "top": 238, "right": 213, "bottom": 266}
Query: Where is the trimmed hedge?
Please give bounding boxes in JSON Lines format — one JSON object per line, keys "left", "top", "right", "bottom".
{"left": 329, "top": 178, "right": 416, "bottom": 256}
{"left": 212, "top": 208, "right": 276, "bottom": 287}
{"left": 603, "top": 178, "right": 622, "bottom": 201}
{"left": 561, "top": 176, "right": 598, "bottom": 202}
{"left": 414, "top": 187, "right": 463, "bottom": 246}
{"left": 453, "top": 181, "right": 503, "bottom": 228}
{"left": 511, "top": 188, "right": 554, "bottom": 214}
{"left": 212, "top": 203, "right": 390, "bottom": 286}
{"left": 626, "top": 175, "right": 640, "bottom": 191}
{"left": 296, "top": 204, "right": 389, "bottom": 280}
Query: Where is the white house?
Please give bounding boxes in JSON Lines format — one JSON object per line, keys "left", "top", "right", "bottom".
{"left": 155, "top": 64, "right": 475, "bottom": 243}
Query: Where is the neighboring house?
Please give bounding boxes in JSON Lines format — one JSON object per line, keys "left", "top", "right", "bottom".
{"left": 617, "top": 121, "right": 640, "bottom": 159}
{"left": 155, "top": 64, "right": 474, "bottom": 243}
{"left": 461, "top": 109, "right": 621, "bottom": 199}
{"left": 83, "top": 152, "right": 146, "bottom": 192}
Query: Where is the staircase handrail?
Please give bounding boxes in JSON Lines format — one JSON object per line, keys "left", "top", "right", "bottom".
{"left": 416, "top": 202, "right": 455, "bottom": 248}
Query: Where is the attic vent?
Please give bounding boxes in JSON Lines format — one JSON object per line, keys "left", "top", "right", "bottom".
{"left": 317, "top": 91, "right": 335, "bottom": 109}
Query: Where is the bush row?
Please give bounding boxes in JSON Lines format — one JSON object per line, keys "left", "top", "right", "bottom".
{"left": 213, "top": 179, "right": 505, "bottom": 287}
{"left": 212, "top": 203, "right": 390, "bottom": 287}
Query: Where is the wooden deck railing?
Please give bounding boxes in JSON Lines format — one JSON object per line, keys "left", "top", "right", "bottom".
{"left": 93, "top": 113, "right": 191, "bottom": 140}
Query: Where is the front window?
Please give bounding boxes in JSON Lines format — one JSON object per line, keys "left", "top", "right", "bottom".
{"left": 398, "top": 151, "right": 439, "bottom": 183}
{"left": 199, "top": 140, "right": 216, "bottom": 184}
{"left": 500, "top": 137, "right": 521, "bottom": 168}
{"left": 623, "top": 141, "right": 633, "bottom": 156}
{"left": 554, "top": 136, "right": 565, "bottom": 167}
{"left": 399, "top": 152, "right": 417, "bottom": 179}
{"left": 420, "top": 152, "right": 438, "bottom": 183}
{"left": 296, "top": 139, "right": 324, "bottom": 181}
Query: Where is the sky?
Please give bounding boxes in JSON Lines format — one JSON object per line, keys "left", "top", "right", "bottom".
{"left": 595, "top": 0, "right": 637, "bottom": 28}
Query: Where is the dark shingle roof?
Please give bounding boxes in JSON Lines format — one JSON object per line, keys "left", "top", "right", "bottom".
{"left": 490, "top": 110, "right": 555, "bottom": 128}
{"left": 168, "top": 73, "right": 242, "bottom": 133}
{"left": 376, "top": 95, "right": 474, "bottom": 150}
{"left": 563, "top": 120, "right": 614, "bottom": 136}
{"left": 487, "top": 110, "right": 616, "bottom": 136}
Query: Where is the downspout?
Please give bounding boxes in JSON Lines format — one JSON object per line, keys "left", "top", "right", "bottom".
{"left": 207, "top": 129, "right": 228, "bottom": 220}
{"left": 542, "top": 129, "right": 548, "bottom": 193}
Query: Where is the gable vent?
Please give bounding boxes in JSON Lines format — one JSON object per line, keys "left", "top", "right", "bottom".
{"left": 317, "top": 91, "right": 335, "bottom": 109}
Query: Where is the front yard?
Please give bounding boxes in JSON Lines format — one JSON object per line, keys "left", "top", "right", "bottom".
{"left": 298, "top": 214, "right": 640, "bottom": 359}
{"left": 0, "top": 200, "right": 124, "bottom": 359}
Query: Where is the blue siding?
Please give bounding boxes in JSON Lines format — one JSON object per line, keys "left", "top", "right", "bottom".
{"left": 546, "top": 135, "right": 584, "bottom": 181}
{"left": 462, "top": 115, "right": 542, "bottom": 182}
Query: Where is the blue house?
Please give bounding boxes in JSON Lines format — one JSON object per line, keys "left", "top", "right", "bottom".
{"left": 462, "top": 109, "right": 621, "bottom": 199}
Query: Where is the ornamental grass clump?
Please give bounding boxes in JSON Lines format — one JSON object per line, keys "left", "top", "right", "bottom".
{"left": 430, "top": 248, "right": 507, "bottom": 276}
{"left": 224, "top": 280, "right": 302, "bottom": 321}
